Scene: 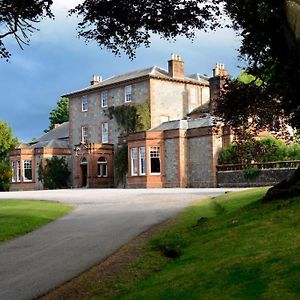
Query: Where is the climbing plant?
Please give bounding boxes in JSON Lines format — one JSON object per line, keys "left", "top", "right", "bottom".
{"left": 114, "top": 145, "right": 128, "bottom": 185}
{"left": 108, "top": 103, "right": 150, "bottom": 135}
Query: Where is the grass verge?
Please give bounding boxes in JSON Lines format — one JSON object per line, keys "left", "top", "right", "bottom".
{"left": 0, "top": 199, "right": 73, "bottom": 243}
{"left": 42, "top": 187, "right": 300, "bottom": 300}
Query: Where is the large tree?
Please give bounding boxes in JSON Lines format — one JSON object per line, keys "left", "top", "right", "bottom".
{"left": 0, "top": 120, "right": 18, "bottom": 161}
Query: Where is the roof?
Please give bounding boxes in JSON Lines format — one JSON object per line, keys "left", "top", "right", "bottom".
{"left": 188, "top": 102, "right": 210, "bottom": 116}
{"left": 188, "top": 73, "right": 210, "bottom": 85}
{"left": 29, "top": 122, "right": 69, "bottom": 149}
{"left": 63, "top": 66, "right": 209, "bottom": 97}
{"left": 150, "top": 116, "right": 213, "bottom": 132}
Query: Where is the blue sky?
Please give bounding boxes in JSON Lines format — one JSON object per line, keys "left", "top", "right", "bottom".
{"left": 0, "top": 0, "right": 242, "bottom": 142}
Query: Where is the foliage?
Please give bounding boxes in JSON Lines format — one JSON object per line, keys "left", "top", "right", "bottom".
{"left": 0, "top": 120, "right": 18, "bottom": 161}
{"left": 69, "top": 0, "right": 224, "bottom": 59}
{"left": 0, "top": 200, "right": 73, "bottom": 243}
{"left": 41, "top": 156, "right": 70, "bottom": 189}
{"left": 45, "top": 97, "right": 69, "bottom": 132}
{"left": 114, "top": 145, "right": 128, "bottom": 184}
{"left": 108, "top": 103, "right": 150, "bottom": 135}
{"left": 0, "top": 161, "right": 12, "bottom": 191}
{"left": 218, "top": 137, "right": 300, "bottom": 165}
{"left": 0, "top": 0, "right": 54, "bottom": 60}
{"left": 243, "top": 167, "right": 261, "bottom": 180}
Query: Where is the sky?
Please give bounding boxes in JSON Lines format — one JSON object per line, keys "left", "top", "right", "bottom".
{"left": 0, "top": 0, "right": 242, "bottom": 142}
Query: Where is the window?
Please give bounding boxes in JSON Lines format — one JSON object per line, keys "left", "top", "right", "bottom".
{"left": 11, "top": 161, "right": 21, "bottom": 182}
{"left": 102, "top": 122, "right": 108, "bottom": 143}
{"left": 82, "top": 95, "right": 88, "bottom": 111}
{"left": 125, "top": 85, "right": 132, "bottom": 102}
{"left": 139, "top": 147, "right": 146, "bottom": 175}
{"left": 97, "top": 157, "right": 108, "bottom": 177}
{"left": 190, "top": 87, "right": 197, "bottom": 104}
{"left": 101, "top": 91, "right": 108, "bottom": 108}
{"left": 23, "top": 160, "right": 32, "bottom": 182}
{"left": 81, "top": 126, "right": 88, "bottom": 143}
{"left": 131, "top": 148, "right": 138, "bottom": 176}
{"left": 149, "top": 146, "right": 160, "bottom": 174}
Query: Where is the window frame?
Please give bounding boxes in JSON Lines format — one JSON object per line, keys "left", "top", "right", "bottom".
{"left": 101, "top": 91, "right": 108, "bottom": 108}
{"left": 82, "top": 95, "right": 88, "bottom": 112}
{"left": 149, "top": 146, "right": 161, "bottom": 175}
{"left": 139, "top": 147, "right": 146, "bottom": 176}
{"left": 190, "top": 87, "right": 198, "bottom": 104}
{"left": 81, "top": 126, "right": 88, "bottom": 144}
{"left": 23, "top": 160, "right": 33, "bottom": 182}
{"left": 131, "top": 148, "right": 138, "bottom": 176}
{"left": 97, "top": 157, "right": 108, "bottom": 177}
{"left": 102, "top": 122, "right": 109, "bottom": 144}
{"left": 125, "top": 85, "right": 132, "bottom": 103}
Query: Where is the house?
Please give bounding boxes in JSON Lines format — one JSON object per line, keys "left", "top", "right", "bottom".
{"left": 9, "top": 122, "right": 71, "bottom": 191}
{"left": 9, "top": 55, "right": 231, "bottom": 190}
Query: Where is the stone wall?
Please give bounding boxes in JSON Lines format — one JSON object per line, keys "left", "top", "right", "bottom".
{"left": 217, "top": 168, "right": 297, "bottom": 187}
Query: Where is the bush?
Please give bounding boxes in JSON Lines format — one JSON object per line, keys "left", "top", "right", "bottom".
{"left": 41, "top": 156, "right": 70, "bottom": 189}
{"left": 0, "top": 160, "right": 12, "bottom": 191}
{"left": 243, "top": 167, "right": 261, "bottom": 180}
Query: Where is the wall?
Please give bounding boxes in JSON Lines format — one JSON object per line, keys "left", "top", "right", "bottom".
{"left": 217, "top": 168, "right": 298, "bottom": 187}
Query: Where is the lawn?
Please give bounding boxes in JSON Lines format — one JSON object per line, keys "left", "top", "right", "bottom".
{"left": 88, "top": 187, "right": 300, "bottom": 300}
{"left": 0, "top": 200, "right": 73, "bottom": 243}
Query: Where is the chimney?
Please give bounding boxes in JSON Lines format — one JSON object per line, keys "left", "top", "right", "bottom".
{"left": 90, "top": 75, "right": 102, "bottom": 86}
{"left": 168, "top": 54, "right": 185, "bottom": 78}
{"left": 212, "top": 63, "right": 228, "bottom": 78}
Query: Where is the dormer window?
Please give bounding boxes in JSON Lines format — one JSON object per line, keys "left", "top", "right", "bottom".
{"left": 125, "top": 85, "right": 132, "bottom": 103}
{"left": 82, "top": 96, "right": 88, "bottom": 112}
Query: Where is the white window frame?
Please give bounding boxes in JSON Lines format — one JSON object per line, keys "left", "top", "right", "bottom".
{"left": 131, "top": 148, "right": 138, "bottom": 176}
{"left": 139, "top": 147, "right": 146, "bottom": 176}
{"left": 101, "top": 91, "right": 108, "bottom": 108}
{"left": 23, "top": 160, "right": 33, "bottom": 182}
{"left": 97, "top": 157, "right": 108, "bottom": 177}
{"left": 125, "top": 85, "right": 132, "bottom": 103}
{"left": 149, "top": 146, "right": 161, "bottom": 175}
{"left": 82, "top": 95, "right": 88, "bottom": 112}
{"left": 102, "top": 122, "right": 109, "bottom": 143}
{"left": 81, "top": 126, "right": 88, "bottom": 144}
{"left": 11, "top": 161, "right": 17, "bottom": 182}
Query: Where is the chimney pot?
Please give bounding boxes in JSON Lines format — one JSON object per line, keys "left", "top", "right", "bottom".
{"left": 90, "top": 75, "right": 102, "bottom": 85}
{"left": 168, "top": 54, "right": 185, "bottom": 78}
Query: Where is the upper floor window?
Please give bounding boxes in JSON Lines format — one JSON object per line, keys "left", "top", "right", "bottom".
{"left": 23, "top": 160, "right": 32, "bottom": 182}
{"left": 82, "top": 95, "right": 88, "bottom": 112}
{"left": 102, "top": 122, "right": 108, "bottom": 143}
{"left": 190, "top": 87, "right": 197, "bottom": 104}
{"left": 101, "top": 91, "right": 108, "bottom": 108}
{"left": 131, "top": 148, "right": 138, "bottom": 176}
{"left": 149, "top": 146, "right": 160, "bottom": 174}
{"left": 97, "top": 157, "right": 108, "bottom": 177}
{"left": 125, "top": 85, "right": 132, "bottom": 103}
{"left": 81, "top": 126, "right": 88, "bottom": 143}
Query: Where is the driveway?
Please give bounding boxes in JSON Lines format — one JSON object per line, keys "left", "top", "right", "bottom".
{"left": 0, "top": 188, "right": 240, "bottom": 300}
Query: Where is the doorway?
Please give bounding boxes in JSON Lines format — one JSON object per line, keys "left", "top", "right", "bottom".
{"left": 80, "top": 157, "right": 88, "bottom": 187}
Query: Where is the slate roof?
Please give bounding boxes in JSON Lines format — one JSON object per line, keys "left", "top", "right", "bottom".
{"left": 188, "top": 102, "right": 210, "bottom": 116}
{"left": 150, "top": 116, "right": 213, "bottom": 132}
{"left": 63, "top": 66, "right": 209, "bottom": 97}
{"left": 29, "top": 122, "right": 69, "bottom": 149}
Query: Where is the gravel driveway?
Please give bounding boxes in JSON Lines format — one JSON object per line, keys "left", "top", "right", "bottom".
{"left": 0, "top": 188, "right": 240, "bottom": 300}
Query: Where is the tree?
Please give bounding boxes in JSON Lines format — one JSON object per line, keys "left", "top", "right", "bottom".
{"left": 0, "top": 120, "right": 18, "bottom": 161}
{"left": 0, "top": 0, "right": 53, "bottom": 60}
{"left": 0, "top": 160, "right": 12, "bottom": 191}
{"left": 40, "top": 156, "right": 70, "bottom": 189}
{"left": 45, "top": 97, "right": 69, "bottom": 132}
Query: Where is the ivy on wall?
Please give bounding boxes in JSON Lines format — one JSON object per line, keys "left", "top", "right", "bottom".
{"left": 108, "top": 103, "right": 150, "bottom": 135}
{"left": 114, "top": 145, "right": 128, "bottom": 185}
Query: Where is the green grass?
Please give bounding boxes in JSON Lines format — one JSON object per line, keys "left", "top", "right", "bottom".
{"left": 0, "top": 200, "right": 73, "bottom": 243}
{"left": 90, "top": 187, "right": 300, "bottom": 300}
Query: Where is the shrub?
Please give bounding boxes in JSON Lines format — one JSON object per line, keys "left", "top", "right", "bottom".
{"left": 114, "top": 145, "right": 128, "bottom": 184}
{"left": 41, "top": 156, "right": 70, "bottom": 189}
{"left": 0, "top": 160, "right": 12, "bottom": 191}
{"left": 243, "top": 167, "right": 261, "bottom": 180}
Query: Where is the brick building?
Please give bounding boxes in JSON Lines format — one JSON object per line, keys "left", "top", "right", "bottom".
{"left": 9, "top": 55, "right": 231, "bottom": 190}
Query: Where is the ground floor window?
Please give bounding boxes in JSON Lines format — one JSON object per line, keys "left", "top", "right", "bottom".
{"left": 97, "top": 157, "right": 108, "bottom": 177}
{"left": 11, "top": 160, "right": 21, "bottom": 182}
{"left": 149, "top": 146, "right": 160, "bottom": 174}
{"left": 23, "top": 160, "right": 32, "bottom": 182}
{"left": 139, "top": 147, "right": 146, "bottom": 175}
{"left": 131, "top": 148, "right": 138, "bottom": 176}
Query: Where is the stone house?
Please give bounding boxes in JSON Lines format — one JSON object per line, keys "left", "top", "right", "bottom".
{"left": 9, "top": 55, "right": 231, "bottom": 190}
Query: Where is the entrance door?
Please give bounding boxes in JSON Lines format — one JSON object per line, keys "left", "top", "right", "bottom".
{"left": 80, "top": 157, "right": 88, "bottom": 187}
